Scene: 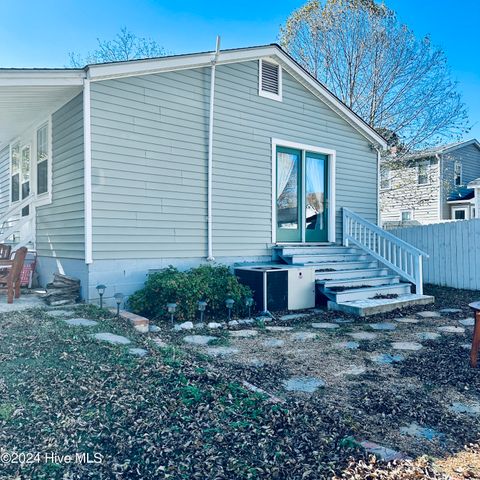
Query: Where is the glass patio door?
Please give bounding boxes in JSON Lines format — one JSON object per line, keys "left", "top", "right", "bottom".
{"left": 276, "top": 146, "right": 328, "bottom": 243}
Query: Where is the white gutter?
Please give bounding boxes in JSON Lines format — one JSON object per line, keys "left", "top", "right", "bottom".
{"left": 83, "top": 73, "right": 93, "bottom": 264}
{"left": 207, "top": 36, "right": 221, "bottom": 261}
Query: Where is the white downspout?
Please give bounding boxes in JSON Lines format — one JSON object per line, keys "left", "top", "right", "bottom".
{"left": 207, "top": 36, "right": 220, "bottom": 261}
{"left": 376, "top": 148, "right": 381, "bottom": 227}
{"left": 83, "top": 72, "right": 93, "bottom": 265}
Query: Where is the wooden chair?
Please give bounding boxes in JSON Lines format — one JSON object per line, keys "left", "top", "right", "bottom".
{"left": 0, "top": 244, "right": 12, "bottom": 260}
{"left": 0, "top": 247, "right": 28, "bottom": 303}
{"left": 469, "top": 301, "right": 480, "bottom": 368}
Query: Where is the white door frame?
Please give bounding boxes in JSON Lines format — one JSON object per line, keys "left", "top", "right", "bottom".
{"left": 271, "top": 138, "right": 336, "bottom": 244}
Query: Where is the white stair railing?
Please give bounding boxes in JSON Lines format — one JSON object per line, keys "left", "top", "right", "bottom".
{"left": 0, "top": 197, "right": 35, "bottom": 248}
{"left": 343, "top": 208, "right": 429, "bottom": 294}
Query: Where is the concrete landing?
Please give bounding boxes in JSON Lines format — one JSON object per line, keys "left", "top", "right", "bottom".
{"left": 328, "top": 294, "right": 434, "bottom": 317}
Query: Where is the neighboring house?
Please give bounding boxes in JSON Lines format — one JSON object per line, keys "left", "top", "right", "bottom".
{"left": 380, "top": 139, "right": 480, "bottom": 227}
{"left": 0, "top": 44, "right": 432, "bottom": 314}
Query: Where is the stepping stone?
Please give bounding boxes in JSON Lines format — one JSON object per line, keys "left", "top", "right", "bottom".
{"left": 206, "top": 346, "right": 239, "bottom": 357}
{"left": 128, "top": 347, "right": 148, "bottom": 357}
{"left": 394, "top": 317, "right": 419, "bottom": 324}
{"left": 228, "top": 320, "right": 239, "bottom": 327}
{"left": 183, "top": 335, "right": 217, "bottom": 345}
{"left": 417, "top": 311, "right": 441, "bottom": 318}
{"left": 263, "top": 338, "right": 285, "bottom": 348}
{"left": 207, "top": 322, "right": 223, "bottom": 329}
{"left": 450, "top": 402, "right": 480, "bottom": 415}
{"left": 459, "top": 318, "right": 475, "bottom": 327}
{"left": 48, "top": 309, "right": 75, "bottom": 317}
{"left": 416, "top": 331, "right": 441, "bottom": 341}
{"left": 92, "top": 332, "right": 131, "bottom": 345}
{"left": 348, "top": 331, "right": 377, "bottom": 341}
{"left": 280, "top": 313, "right": 310, "bottom": 321}
{"left": 440, "top": 308, "right": 462, "bottom": 314}
{"left": 335, "top": 365, "right": 366, "bottom": 376}
{"left": 369, "top": 322, "right": 396, "bottom": 331}
{"left": 371, "top": 353, "right": 404, "bottom": 364}
{"left": 282, "top": 376, "right": 325, "bottom": 393}
{"left": 360, "top": 440, "right": 407, "bottom": 461}
{"left": 332, "top": 317, "right": 353, "bottom": 324}
{"left": 334, "top": 341, "right": 360, "bottom": 350}
{"left": 65, "top": 318, "right": 98, "bottom": 327}
{"left": 399, "top": 422, "right": 444, "bottom": 441}
{"left": 290, "top": 331, "right": 317, "bottom": 341}
{"left": 149, "top": 324, "right": 161, "bottom": 332}
{"left": 174, "top": 321, "right": 194, "bottom": 331}
{"left": 438, "top": 326, "right": 465, "bottom": 334}
{"left": 230, "top": 329, "right": 258, "bottom": 338}
{"left": 311, "top": 322, "right": 339, "bottom": 330}
{"left": 266, "top": 326, "right": 293, "bottom": 332}
{"left": 392, "top": 341, "right": 423, "bottom": 351}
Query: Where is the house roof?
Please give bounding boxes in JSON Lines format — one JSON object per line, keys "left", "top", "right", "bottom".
{"left": 468, "top": 178, "right": 480, "bottom": 188}
{"left": 407, "top": 139, "right": 480, "bottom": 161}
{"left": 0, "top": 44, "right": 387, "bottom": 149}
{"left": 447, "top": 187, "right": 475, "bottom": 202}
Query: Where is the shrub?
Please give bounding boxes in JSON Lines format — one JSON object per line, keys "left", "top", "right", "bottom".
{"left": 128, "top": 264, "right": 252, "bottom": 322}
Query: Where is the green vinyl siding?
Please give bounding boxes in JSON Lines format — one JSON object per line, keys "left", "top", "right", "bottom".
{"left": 89, "top": 60, "right": 377, "bottom": 261}
{"left": 36, "top": 93, "right": 85, "bottom": 259}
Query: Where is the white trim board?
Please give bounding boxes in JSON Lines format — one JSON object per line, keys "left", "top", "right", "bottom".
{"left": 83, "top": 77, "right": 93, "bottom": 265}
{"left": 271, "top": 138, "right": 336, "bottom": 244}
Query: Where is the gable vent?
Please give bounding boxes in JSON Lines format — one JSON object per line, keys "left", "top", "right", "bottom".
{"left": 259, "top": 59, "right": 282, "bottom": 101}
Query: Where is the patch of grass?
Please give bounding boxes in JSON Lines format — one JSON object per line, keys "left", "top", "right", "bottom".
{"left": 0, "top": 403, "right": 15, "bottom": 421}
{"left": 208, "top": 336, "right": 230, "bottom": 347}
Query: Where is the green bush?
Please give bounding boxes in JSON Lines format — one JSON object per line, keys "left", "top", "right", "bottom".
{"left": 128, "top": 264, "right": 252, "bottom": 322}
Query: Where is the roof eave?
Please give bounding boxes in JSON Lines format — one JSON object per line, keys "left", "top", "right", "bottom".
{"left": 0, "top": 69, "right": 85, "bottom": 86}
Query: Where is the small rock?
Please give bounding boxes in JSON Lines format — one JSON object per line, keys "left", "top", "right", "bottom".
{"left": 206, "top": 346, "right": 239, "bottom": 357}
{"left": 149, "top": 324, "right": 161, "bottom": 333}
{"left": 65, "top": 318, "right": 98, "bottom": 327}
{"left": 280, "top": 313, "right": 310, "bottom": 321}
{"left": 128, "top": 347, "right": 148, "bottom": 357}
{"left": 334, "top": 341, "right": 360, "bottom": 350}
{"left": 174, "top": 321, "right": 194, "bottom": 331}
{"left": 247, "top": 358, "right": 265, "bottom": 367}
{"left": 450, "top": 402, "right": 480, "bottom": 415}
{"left": 461, "top": 343, "right": 471, "bottom": 350}
{"left": 392, "top": 341, "right": 423, "bottom": 351}
{"left": 335, "top": 365, "right": 366, "bottom": 376}
{"left": 283, "top": 376, "right": 325, "bottom": 393}
{"left": 263, "top": 338, "right": 285, "bottom": 348}
{"left": 152, "top": 338, "right": 167, "bottom": 348}
{"left": 207, "top": 322, "right": 223, "bottom": 329}
{"left": 183, "top": 335, "right": 217, "bottom": 345}
{"left": 311, "top": 322, "right": 339, "bottom": 329}
{"left": 368, "top": 322, "right": 396, "bottom": 331}
{"left": 399, "top": 422, "right": 444, "bottom": 440}
{"left": 91, "top": 332, "right": 131, "bottom": 345}
{"left": 394, "top": 317, "right": 420, "bottom": 324}
{"left": 230, "top": 329, "right": 258, "bottom": 338}
{"left": 440, "top": 308, "right": 463, "bottom": 314}
{"left": 459, "top": 318, "right": 475, "bottom": 327}
{"left": 266, "top": 326, "right": 293, "bottom": 332}
{"left": 416, "top": 332, "right": 441, "bottom": 341}
{"left": 290, "top": 331, "right": 317, "bottom": 341}
{"left": 438, "top": 326, "right": 465, "bottom": 334}
{"left": 360, "top": 440, "right": 406, "bottom": 461}
{"left": 348, "top": 331, "right": 377, "bottom": 341}
{"left": 417, "top": 311, "right": 441, "bottom": 318}
{"left": 194, "top": 322, "right": 205, "bottom": 329}
{"left": 371, "top": 353, "right": 404, "bottom": 364}
{"left": 238, "top": 319, "right": 254, "bottom": 325}
{"left": 228, "top": 320, "right": 239, "bottom": 327}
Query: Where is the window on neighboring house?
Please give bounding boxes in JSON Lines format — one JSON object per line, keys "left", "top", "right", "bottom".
{"left": 454, "top": 209, "right": 466, "bottom": 220}
{"left": 380, "top": 167, "right": 391, "bottom": 189}
{"left": 454, "top": 161, "right": 462, "bottom": 186}
{"left": 417, "top": 161, "right": 429, "bottom": 185}
{"left": 401, "top": 210, "right": 412, "bottom": 222}
{"left": 259, "top": 59, "right": 282, "bottom": 101}
{"left": 37, "top": 123, "right": 49, "bottom": 195}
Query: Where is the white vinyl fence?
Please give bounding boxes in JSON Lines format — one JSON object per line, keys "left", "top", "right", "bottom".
{"left": 390, "top": 219, "right": 480, "bottom": 291}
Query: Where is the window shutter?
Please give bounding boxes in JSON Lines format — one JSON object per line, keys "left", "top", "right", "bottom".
{"left": 260, "top": 60, "right": 280, "bottom": 96}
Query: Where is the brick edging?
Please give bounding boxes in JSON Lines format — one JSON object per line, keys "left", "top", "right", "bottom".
{"left": 109, "top": 308, "right": 150, "bottom": 333}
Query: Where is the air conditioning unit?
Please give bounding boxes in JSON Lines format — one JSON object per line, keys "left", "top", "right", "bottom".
{"left": 234, "top": 265, "right": 315, "bottom": 312}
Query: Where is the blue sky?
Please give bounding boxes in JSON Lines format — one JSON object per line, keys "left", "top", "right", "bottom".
{"left": 1, "top": 0, "right": 479, "bottom": 139}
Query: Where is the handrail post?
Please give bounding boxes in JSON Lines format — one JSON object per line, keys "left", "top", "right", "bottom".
{"left": 415, "top": 255, "right": 423, "bottom": 295}
{"left": 342, "top": 208, "right": 348, "bottom": 246}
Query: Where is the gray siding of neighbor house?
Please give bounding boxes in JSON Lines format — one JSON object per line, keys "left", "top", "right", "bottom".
{"left": 0, "top": 146, "right": 10, "bottom": 218}
{"left": 441, "top": 144, "right": 480, "bottom": 218}
{"left": 89, "top": 60, "right": 378, "bottom": 266}
{"left": 36, "top": 93, "right": 85, "bottom": 260}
